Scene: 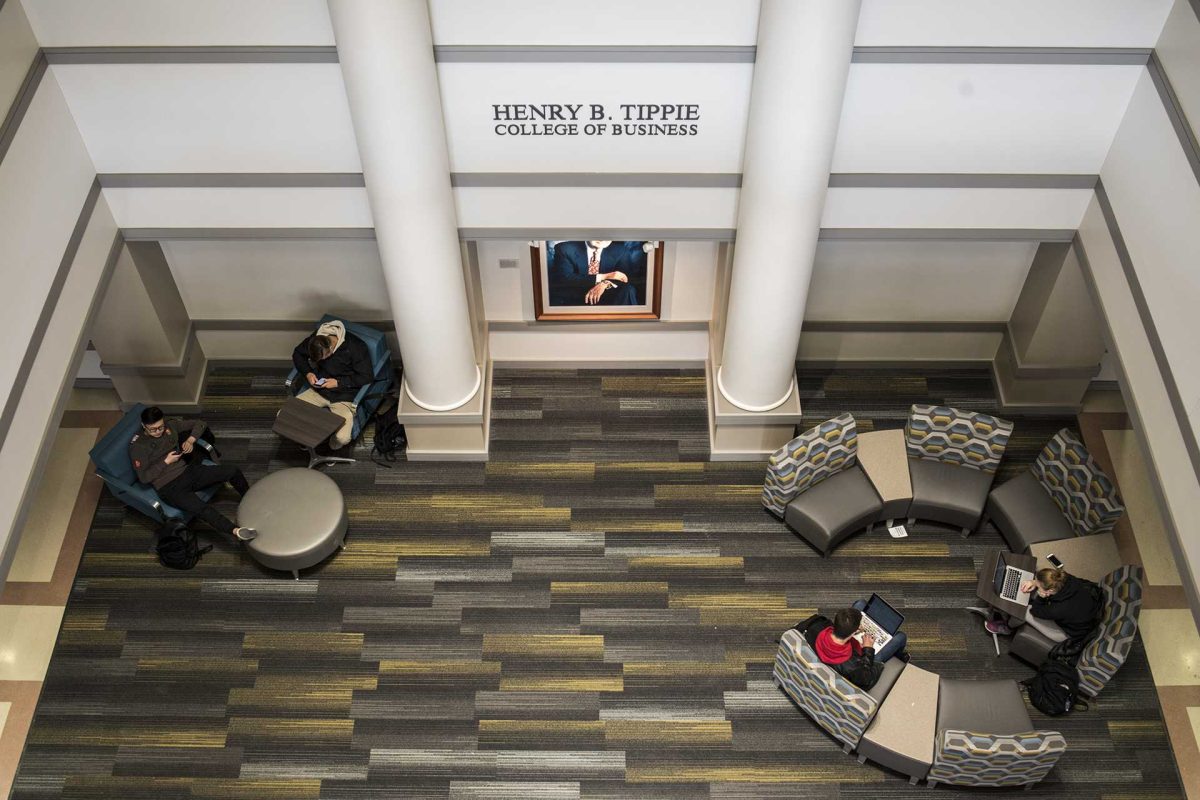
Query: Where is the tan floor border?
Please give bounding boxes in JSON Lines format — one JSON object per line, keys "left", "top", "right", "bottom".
{"left": 2, "top": 412, "right": 120, "bottom": 605}
{"left": 0, "top": 681, "right": 43, "bottom": 800}
{"left": 1158, "top": 686, "right": 1200, "bottom": 798}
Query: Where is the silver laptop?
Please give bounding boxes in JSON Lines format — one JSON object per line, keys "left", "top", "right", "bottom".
{"left": 994, "top": 552, "right": 1034, "bottom": 606}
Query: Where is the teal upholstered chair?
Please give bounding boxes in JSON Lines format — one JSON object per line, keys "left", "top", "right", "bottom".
{"left": 89, "top": 403, "right": 220, "bottom": 525}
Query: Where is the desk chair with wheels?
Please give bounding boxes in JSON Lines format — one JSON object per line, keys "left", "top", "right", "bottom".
{"left": 279, "top": 315, "right": 394, "bottom": 468}
{"left": 89, "top": 403, "right": 221, "bottom": 525}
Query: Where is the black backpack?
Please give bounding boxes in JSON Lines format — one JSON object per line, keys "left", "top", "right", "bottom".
{"left": 372, "top": 415, "right": 407, "bottom": 466}
{"left": 791, "top": 613, "right": 833, "bottom": 649}
{"left": 1025, "top": 660, "right": 1085, "bottom": 716}
{"left": 155, "top": 522, "right": 212, "bottom": 570}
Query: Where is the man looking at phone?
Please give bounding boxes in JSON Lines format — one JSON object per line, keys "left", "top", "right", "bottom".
{"left": 291, "top": 319, "right": 373, "bottom": 450}
{"left": 128, "top": 406, "right": 257, "bottom": 541}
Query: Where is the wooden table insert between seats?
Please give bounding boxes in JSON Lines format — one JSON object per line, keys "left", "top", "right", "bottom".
{"left": 860, "top": 662, "right": 940, "bottom": 783}
{"left": 855, "top": 428, "right": 913, "bottom": 525}
{"left": 1030, "top": 533, "right": 1122, "bottom": 583}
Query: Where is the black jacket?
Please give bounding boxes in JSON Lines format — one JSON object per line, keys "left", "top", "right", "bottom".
{"left": 1031, "top": 574, "right": 1104, "bottom": 641}
{"left": 799, "top": 617, "right": 884, "bottom": 690}
{"left": 291, "top": 331, "right": 374, "bottom": 403}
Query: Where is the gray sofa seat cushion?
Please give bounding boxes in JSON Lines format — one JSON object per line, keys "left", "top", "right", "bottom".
{"left": 986, "top": 471, "right": 1076, "bottom": 553}
{"left": 866, "top": 656, "right": 907, "bottom": 705}
{"left": 784, "top": 465, "right": 883, "bottom": 555}
{"left": 936, "top": 678, "right": 1032, "bottom": 737}
{"left": 1010, "top": 625, "right": 1057, "bottom": 668}
{"left": 908, "top": 458, "right": 996, "bottom": 530}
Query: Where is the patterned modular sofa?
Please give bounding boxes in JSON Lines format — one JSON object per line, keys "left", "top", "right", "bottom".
{"left": 773, "top": 630, "right": 1066, "bottom": 788}
{"left": 984, "top": 428, "right": 1125, "bottom": 553}
{"left": 772, "top": 629, "right": 904, "bottom": 751}
{"left": 1010, "top": 565, "right": 1144, "bottom": 697}
{"left": 762, "top": 414, "right": 883, "bottom": 556}
{"left": 905, "top": 404, "right": 1014, "bottom": 533}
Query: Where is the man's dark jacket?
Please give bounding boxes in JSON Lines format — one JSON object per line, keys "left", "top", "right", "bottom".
{"left": 798, "top": 616, "right": 883, "bottom": 690}
{"left": 291, "top": 331, "right": 374, "bottom": 403}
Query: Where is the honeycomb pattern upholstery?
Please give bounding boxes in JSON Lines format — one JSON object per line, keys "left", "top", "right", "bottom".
{"left": 1032, "top": 428, "right": 1125, "bottom": 536}
{"left": 772, "top": 629, "right": 878, "bottom": 749}
{"left": 905, "top": 404, "right": 1013, "bottom": 474}
{"left": 927, "top": 729, "right": 1067, "bottom": 788}
{"left": 1077, "top": 565, "right": 1144, "bottom": 698}
{"left": 762, "top": 414, "right": 858, "bottom": 517}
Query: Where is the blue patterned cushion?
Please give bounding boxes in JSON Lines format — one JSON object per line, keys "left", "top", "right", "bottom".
{"left": 1032, "top": 428, "right": 1125, "bottom": 536}
{"left": 904, "top": 405, "right": 1013, "bottom": 474}
{"left": 1078, "top": 565, "right": 1143, "bottom": 698}
{"left": 762, "top": 414, "right": 858, "bottom": 517}
{"left": 928, "top": 728, "right": 1066, "bottom": 787}
{"left": 772, "top": 629, "right": 877, "bottom": 749}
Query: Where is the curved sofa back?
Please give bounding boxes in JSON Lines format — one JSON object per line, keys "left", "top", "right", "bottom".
{"left": 1078, "top": 564, "right": 1144, "bottom": 697}
{"left": 904, "top": 404, "right": 1012, "bottom": 474}
{"left": 762, "top": 413, "right": 858, "bottom": 517}
{"left": 773, "top": 628, "right": 877, "bottom": 748}
{"left": 1032, "top": 428, "right": 1125, "bottom": 536}
{"left": 929, "top": 728, "right": 1066, "bottom": 787}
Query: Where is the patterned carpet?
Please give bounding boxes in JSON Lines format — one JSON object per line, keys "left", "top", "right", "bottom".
{"left": 11, "top": 367, "right": 1182, "bottom": 799}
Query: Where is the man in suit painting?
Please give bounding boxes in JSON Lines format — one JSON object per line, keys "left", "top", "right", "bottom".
{"left": 547, "top": 240, "right": 647, "bottom": 307}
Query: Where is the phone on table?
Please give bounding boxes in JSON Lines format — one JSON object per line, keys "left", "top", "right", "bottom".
{"left": 1047, "top": 553, "right": 1064, "bottom": 569}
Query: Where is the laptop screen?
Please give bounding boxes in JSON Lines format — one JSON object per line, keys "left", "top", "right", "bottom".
{"left": 863, "top": 593, "right": 904, "bottom": 634}
{"left": 993, "top": 552, "right": 1009, "bottom": 596}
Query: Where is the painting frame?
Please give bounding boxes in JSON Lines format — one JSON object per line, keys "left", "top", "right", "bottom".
{"left": 531, "top": 240, "right": 665, "bottom": 321}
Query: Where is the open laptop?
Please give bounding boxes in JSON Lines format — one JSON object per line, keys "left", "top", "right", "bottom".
{"left": 853, "top": 593, "right": 904, "bottom": 650}
{"left": 994, "top": 551, "right": 1035, "bottom": 606}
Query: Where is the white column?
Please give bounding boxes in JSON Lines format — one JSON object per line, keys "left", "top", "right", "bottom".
{"left": 718, "top": 0, "right": 861, "bottom": 411}
{"left": 327, "top": 0, "right": 480, "bottom": 411}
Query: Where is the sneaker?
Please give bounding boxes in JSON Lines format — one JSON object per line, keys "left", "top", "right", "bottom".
{"left": 984, "top": 619, "right": 1013, "bottom": 636}
{"left": 234, "top": 527, "right": 258, "bottom": 542}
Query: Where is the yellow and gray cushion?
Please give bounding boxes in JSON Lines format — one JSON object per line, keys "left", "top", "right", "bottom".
{"left": 773, "top": 629, "right": 879, "bottom": 749}
{"left": 985, "top": 470, "right": 1078, "bottom": 553}
{"left": 928, "top": 729, "right": 1067, "bottom": 788}
{"left": 762, "top": 413, "right": 858, "bottom": 517}
{"left": 1077, "top": 565, "right": 1143, "bottom": 697}
{"left": 905, "top": 404, "right": 1012, "bottom": 473}
{"left": 1032, "top": 428, "right": 1125, "bottom": 536}
{"left": 929, "top": 677, "right": 1065, "bottom": 788}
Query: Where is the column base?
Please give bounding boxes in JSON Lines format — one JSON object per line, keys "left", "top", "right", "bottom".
{"left": 398, "top": 359, "right": 491, "bottom": 461}
{"left": 991, "top": 338, "right": 1096, "bottom": 414}
{"left": 707, "top": 358, "right": 803, "bottom": 461}
{"left": 106, "top": 334, "right": 209, "bottom": 414}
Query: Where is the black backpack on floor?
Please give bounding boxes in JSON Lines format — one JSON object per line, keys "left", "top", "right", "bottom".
{"left": 156, "top": 521, "right": 212, "bottom": 570}
{"left": 1025, "top": 660, "right": 1085, "bottom": 716}
{"left": 370, "top": 393, "right": 407, "bottom": 467}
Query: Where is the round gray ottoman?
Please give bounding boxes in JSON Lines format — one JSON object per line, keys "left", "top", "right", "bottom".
{"left": 238, "top": 468, "right": 347, "bottom": 579}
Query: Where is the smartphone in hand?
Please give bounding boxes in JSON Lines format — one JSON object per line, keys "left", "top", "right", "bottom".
{"left": 316, "top": 377, "right": 328, "bottom": 386}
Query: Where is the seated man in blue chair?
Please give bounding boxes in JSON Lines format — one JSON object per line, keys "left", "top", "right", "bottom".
{"left": 291, "top": 319, "right": 373, "bottom": 450}
{"left": 129, "top": 407, "right": 257, "bottom": 541}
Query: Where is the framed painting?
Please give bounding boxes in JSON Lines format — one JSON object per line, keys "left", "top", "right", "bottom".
{"left": 530, "top": 240, "right": 664, "bottom": 321}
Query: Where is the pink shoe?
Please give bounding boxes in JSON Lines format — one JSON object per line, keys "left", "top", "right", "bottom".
{"left": 985, "top": 619, "right": 1012, "bottom": 636}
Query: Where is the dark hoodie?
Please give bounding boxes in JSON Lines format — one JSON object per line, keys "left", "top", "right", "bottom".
{"left": 1031, "top": 574, "right": 1104, "bottom": 641}
{"left": 811, "top": 626, "right": 884, "bottom": 690}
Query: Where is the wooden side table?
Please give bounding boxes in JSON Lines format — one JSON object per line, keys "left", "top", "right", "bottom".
{"left": 858, "top": 663, "right": 939, "bottom": 783}
{"left": 273, "top": 395, "right": 353, "bottom": 469}
{"left": 856, "top": 429, "right": 913, "bottom": 526}
{"left": 1030, "top": 533, "right": 1123, "bottom": 583}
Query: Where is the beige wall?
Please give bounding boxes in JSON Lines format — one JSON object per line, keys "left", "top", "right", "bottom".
{"left": 0, "top": 0, "right": 38, "bottom": 114}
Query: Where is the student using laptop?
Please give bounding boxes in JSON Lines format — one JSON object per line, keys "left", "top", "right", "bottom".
{"left": 812, "top": 609, "right": 885, "bottom": 689}
{"left": 986, "top": 567, "right": 1102, "bottom": 641}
